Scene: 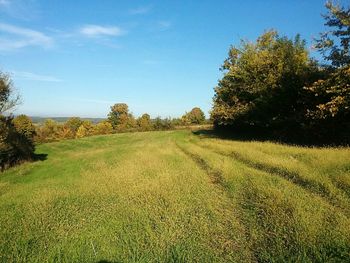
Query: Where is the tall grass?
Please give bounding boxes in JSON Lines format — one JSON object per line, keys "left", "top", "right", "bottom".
{"left": 0, "top": 130, "right": 349, "bottom": 262}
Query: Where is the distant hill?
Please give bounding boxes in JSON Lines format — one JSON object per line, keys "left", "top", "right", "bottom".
{"left": 30, "top": 116, "right": 106, "bottom": 124}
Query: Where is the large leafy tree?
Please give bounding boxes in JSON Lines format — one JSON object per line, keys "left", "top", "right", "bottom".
{"left": 211, "top": 30, "right": 317, "bottom": 133}
{"left": 305, "top": 1, "right": 350, "bottom": 142}
{"left": 137, "top": 113, "right": 152, "bottom": 131}
{"left": 108, "top": 103, "right": 129, "bottom": 130}
{"left": 0, "top": 73, "right": 34, "bottom": 169}
{"left": 315, "top": 1, "right": 350, "bottom": 67}
{"left": 107, "top": 103, "right": 136, "bottom": 131}
{"left": 0, "top": 72, "right": 20, "bottom": 116}
{"left": 64, "top": 117, "right": 83, "bottom": 135}
{"left": 182, "top": 107, "right": 206, "bottom": 124}
{"left": 12, "top": 115, "right": 36, "bottom": 142}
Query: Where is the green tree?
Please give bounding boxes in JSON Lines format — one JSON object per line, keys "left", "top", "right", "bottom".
{"left": 182, "top": 107, "right": 205, "bottom": 124}
{"left": 127, "top": 115, "right": 137, "bottom": 131}
{"left": 76, "top": 125, "right": 87, "bottom": 138}
{"left": 0, "top": 71, "right": 20, "bottom": 115}
{"left": 57, "top": 126, "right": 75, "bottom": 139}
{"left": 152, "top": 117, "right": 173, "bottom": 130}
{"left": 0, "top": 73, "right": 34, "bottom": 170}
{"left": 64, "top": 117, "right": 83, "bottom": 135}
{"left": 171, "top": 118, "right": 183, "bottom": 127}
{"left": 304, "top": 1, "right": 350, "bottom": 142}
{"left": 137, "top": 113, "right": 152, "bottom": 131}
{"left": 108, "top": 103, "right": 136, "bottom": 132}
{"left": 1, "top": 116, "right": 35, "bottom": 170}
{"left": 75, "top": 121, "right": 94, "bottom": 138}
{"left": 211, "top": 30, "right": 318, "bottom": 135}
{"left": 94, "top": 121, "right": 113, "bottom": 135}
{"left": 315, "top": 1, "right": 350, "bottom": 67}
{"left": 35, "top": 119, "right": 60, "bottom": 142}
{"left": 12, "top": 115, "right": 36, "bottom": 142}
{"left": 108, "top": 103, "right": 128, "bottom": 129}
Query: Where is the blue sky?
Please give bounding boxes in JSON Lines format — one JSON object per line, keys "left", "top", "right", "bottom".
{"left": 0, "top": 0, "right": 339, "bottom": 118}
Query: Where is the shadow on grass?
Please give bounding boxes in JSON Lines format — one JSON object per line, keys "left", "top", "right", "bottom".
{"left": 1, "top": 152, "right": 48, "bottom": 172}
{"left": 33, "top": 153, "right": 48, "bottom": 161}
{"left": 192, "top": 128, "right": 348, "bottom": 147}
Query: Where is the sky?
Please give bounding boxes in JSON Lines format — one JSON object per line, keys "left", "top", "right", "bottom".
{"left": 0, "top": 0, "right": 342, "bottom": 118}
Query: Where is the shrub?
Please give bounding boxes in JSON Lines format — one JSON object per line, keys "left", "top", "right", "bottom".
{"left": 0, "top": 115, "right": 35, "bottom": 171}
{"left": 94, "top": 121, "right": 113, "bottom": 135}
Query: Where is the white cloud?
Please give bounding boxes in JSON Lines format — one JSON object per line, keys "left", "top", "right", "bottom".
{"left": 80, "top": 25, "right": 125, "bottom": 38}
{"left": 0, "top": 23, "right": 53, "bottom": 51}
{"left": 12, "top": 71, "right": 62, "bottom": 82}
{"left": 0, "top": 0, "right": 40, "bottom": 20}
{"left": 0, "top": 0, "right": 11, "bottom": 6}
{"left": 129, "top": 6, "right": 152, "bottom": 15}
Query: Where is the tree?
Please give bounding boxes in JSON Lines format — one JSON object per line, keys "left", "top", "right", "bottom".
{"left": 1, "top": 115, "right": 35, "bottom": 170}
{"left": 211, "top": 30, "right": 318, "bottom": 136}
{"left": 57, "top": 126, "right": 75, "bottom": 139}
{"left": 12, "top": 115, "right": 36, "bottom": 142}
{"left": 76, "top": 121, "right": 94, "bottom": 138}
{"left": 152, "top": 117, "right": 173, "bottom": 130}
{"left": 171, "top": 118, "right": 183, "bottom": 126}
{"left": 108, "top": 103, "right": 128, "bottom": 129}
{"left": 64, "top": 117, "right": 83, "bottom": 135}
{"left": 94, "top": 121, "right": 113, "bottom": 135}
{"left": 107, "top": 103, "right": 136, "bottom": 132}
{"left": 76, "top": 125, "right": 88, "bottom": 138}
{"left": 35, "top": 119, "right": 60, "bottom": 142}
{"left": 82, "top": 121, "right": 94, "bottom": 136}
{"left": 182, "top": 107, "right": 205, "bottom": 124}
{"left": 0, "top": 73, "right": 34, "bottom": 170}
{"left": 127, "top": 115, "right": 137, "bottom": 131}
{"left": 304, "top": 1, "right": 350, "bottom": 143}
{"left": 153, "top": 117, "right": 163, "bottom": 130}
{"left": 315, "top": 1, "right": 350, "bottom": 67}
{"left": 137, "top": 113, "right": 152, "bottom": 131}
{"left": 0, "top": 71, "right": 20, "bottom": 115}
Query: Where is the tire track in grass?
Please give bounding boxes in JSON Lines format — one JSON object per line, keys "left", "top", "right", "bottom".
{"left": 192, "top": 140, "right": 350, "bottom": 217}
{"left": 175, "top": 142, "right": 225, "bottom": 187}
{"left": 174, "top": 141, "right": 256, "bottom": 262}
{"left": 328, "top": 175, "right": 350, "bottom": 200}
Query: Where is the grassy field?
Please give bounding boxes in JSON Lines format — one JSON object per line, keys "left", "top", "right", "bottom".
{"left": 0, "top": 130, "right": 349, "bottom": 262}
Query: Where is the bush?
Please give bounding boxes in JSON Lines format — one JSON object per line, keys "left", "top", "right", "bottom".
{"left": 0, "top": 115, "right": 35, "bottom": 171}
{"left": 182, "top": 107, "right": 205, "bottom": 125}
{"left": 137, "top": 114, "right": 153, "bottom": 131}
{"left": 94, "top": 121, "right": 113, "bottom": 135}
{"left": 35, "top": 119, "right": 60, "bottom": 143}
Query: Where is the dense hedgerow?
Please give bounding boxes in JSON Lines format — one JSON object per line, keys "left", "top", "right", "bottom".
{"left": 211, "top": 2, "right": 350, "bottom": 144}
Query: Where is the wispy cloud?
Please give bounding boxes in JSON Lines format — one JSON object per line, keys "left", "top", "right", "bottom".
{"left": 157, "top": 21, "right": 172, "bottom": 31}
{"left": 68, "top": 98, "right": 115, "bottom": 104}
{"left": 142, "top": 59, "right": 161, "bottom": 65}
{"left": 79, "top": 25, "right": 125, "bottom": 38}
{"left": 0, "top": 23, "right": 53, "bottom": 51}
{"left": 129, "top": 5, "right": 152, "bottom": 15}
{"left": 0, "top": 0, "right": 40, "bottom": 20}
{"left": 11, "top": 71, "right": 62, "bottom": 82}
{"left": 0, "top": 0, "right": 11, "bottom": 6}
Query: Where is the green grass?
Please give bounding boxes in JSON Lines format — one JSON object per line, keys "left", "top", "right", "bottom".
{"left": 0, "top": 130, "right": 349, "bottom": 262}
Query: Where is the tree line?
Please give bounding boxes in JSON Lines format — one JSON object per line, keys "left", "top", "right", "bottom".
{"left": 0, "top": 77, "right": 207, "bottom": 169}
{"left": 33, "top": 105, "right": 207, "bottom": 143}
{"left": 211, "top": 1, "right": 350, "bottom": 144}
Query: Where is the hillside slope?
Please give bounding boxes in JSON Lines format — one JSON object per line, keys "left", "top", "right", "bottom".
{"left": 0, "top": 130, "right": 349, "bottom": 262}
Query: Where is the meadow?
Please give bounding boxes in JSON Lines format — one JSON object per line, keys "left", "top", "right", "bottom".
{"left": 0, "top": 130, "right": 349, "bottom": 262}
